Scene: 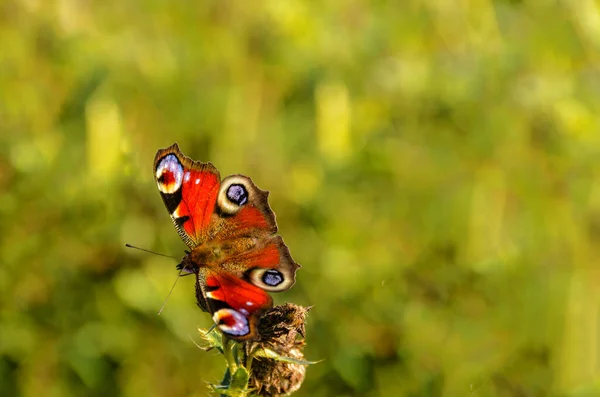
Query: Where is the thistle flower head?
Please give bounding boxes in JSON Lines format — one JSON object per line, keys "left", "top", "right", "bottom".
{"left": 248, "top": 304, "right": 311, "bottom": 396}
{"left": 199, "top": 304, "right": 315, "bottom": 397}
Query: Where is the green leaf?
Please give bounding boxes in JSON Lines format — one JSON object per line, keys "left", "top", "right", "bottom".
{"left": 230, "top": 367, "right": 250, "bottom": 390}
{"left": 209, "top": 367, "right": 249, "bottom": 397}
{"left": 208, "top": 384, "right": 245, "bottom": 397}
{"left": 198, "top": 327, "right": 223, "bottom": 352}
{"left": 253, "top": 348, "right": 320, "bottom": 365}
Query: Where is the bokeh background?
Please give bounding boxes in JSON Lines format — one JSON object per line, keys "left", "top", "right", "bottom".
{"left": 2, "top": 1, "right": 600, "bottom": 396}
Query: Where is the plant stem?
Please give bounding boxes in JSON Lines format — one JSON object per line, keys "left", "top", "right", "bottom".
{"left": 222, "top": 336, "right": 238, "bottom": 374}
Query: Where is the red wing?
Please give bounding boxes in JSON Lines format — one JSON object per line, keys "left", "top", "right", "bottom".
{"left": 154, "top": 144, "right": 279, "bottom": 247}
{"left": 200, "top": 269, "right": 272, "bottom": 340}
{"left": 196, "top": 236, "right": 299, "bottom": 340}
{"left": 154, "top": 143, "right": 220, "bottom": 247}
{"left": 219, "top": 236, "right": 299, "bottom": 292}
{"left": 205, "top": 174, "right": 279, "bottom": 242}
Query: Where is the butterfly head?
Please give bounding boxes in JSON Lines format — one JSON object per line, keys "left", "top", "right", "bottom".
{"left": 177, "top": 251, "right": 197, "bottom": 274}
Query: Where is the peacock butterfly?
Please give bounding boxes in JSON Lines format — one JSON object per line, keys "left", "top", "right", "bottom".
{"left": 153, "top": 143, "right": 300, "bottom": 341}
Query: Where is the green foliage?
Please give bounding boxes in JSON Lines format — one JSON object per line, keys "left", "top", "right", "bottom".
{"left": 1, "top": 1, "right": 600, "bottom": 396}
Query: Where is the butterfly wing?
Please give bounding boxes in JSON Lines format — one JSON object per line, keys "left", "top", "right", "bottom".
{"left": 198, "top": 269, "right": 272, "bottom": 340}
{"left": 155, "top": 143, "right": 300, "bottom": 340}
{"left": 193, "top": 236, "right": 300, "bottom": 340}
{"left": 154, "top": 143, "right": 278, "bottom": 247}
{"left": 154, "top": 143, "right": 221, "bottom": 248}
{"left": 207, "top": 173, "right": 278, "bottom": 241}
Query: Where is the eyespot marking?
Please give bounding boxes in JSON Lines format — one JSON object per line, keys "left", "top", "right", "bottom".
{"left": 226, "top": 184, "right": 248, "bottom": 206}
{"left": 217, "top": 176, "right": 252, "bottom": 215}
{"left": 262, "top": 269, "right": 283, "bottom": 287}
{"left": 247, "top": 265, "right": 295, "bottom": 292}
{"left": 156, "top": 154, "right": 183, "bottom": 194}
{"left": 212, "top": 308, "right": 250, "bottom": 337}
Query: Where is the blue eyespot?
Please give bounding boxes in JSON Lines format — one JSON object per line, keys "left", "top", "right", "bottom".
{"left": 262, "top": 269, "right": 283, "bottom": 286}
{"left": 226, "top": 184, "right": 248, "bottom": 206}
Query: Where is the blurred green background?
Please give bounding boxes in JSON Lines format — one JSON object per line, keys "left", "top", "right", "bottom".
{"left": 2, "top": 1, "right": 600, "bottom": 396}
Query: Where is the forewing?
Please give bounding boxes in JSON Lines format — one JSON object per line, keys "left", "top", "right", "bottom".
{"left": 207, "top": 174, "right": 278, "bottom": 242}
{"left": 154, "top": 143, "right": 220, "bottom": 248}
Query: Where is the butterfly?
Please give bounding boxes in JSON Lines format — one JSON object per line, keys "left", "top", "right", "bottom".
{"left": 153, "top": 143, "right": 300, "bottom": 341}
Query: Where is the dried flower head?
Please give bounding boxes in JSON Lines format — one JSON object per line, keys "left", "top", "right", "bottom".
{"left": 249, "top": 347, "right": 306, "bottom": 397}
{"left": 198, "top": 304, "right": 314, "bottom": 397}
{"left": 258, "top": 304, "right": 310, "bottom": 346}
{"left": 248, "top": 304, "right": 312, "bottom": 396}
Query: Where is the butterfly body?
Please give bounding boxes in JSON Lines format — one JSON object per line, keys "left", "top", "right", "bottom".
{"left": 153, "top": 143, "right": 299, "bottom": 341}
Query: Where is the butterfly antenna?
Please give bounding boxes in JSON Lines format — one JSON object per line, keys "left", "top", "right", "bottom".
{"left": 125, "top": 243, "right": 178, "bottom": 260}
{"left": 157, "top": 268, "right": 184, "bottom": 316}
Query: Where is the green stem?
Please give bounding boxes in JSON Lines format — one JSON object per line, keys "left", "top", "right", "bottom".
{"left": 245, "top": 344, "right": 262, "bottom": 374}
{"left": 222, "top": 336, "right": 238, "bottom": 374}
